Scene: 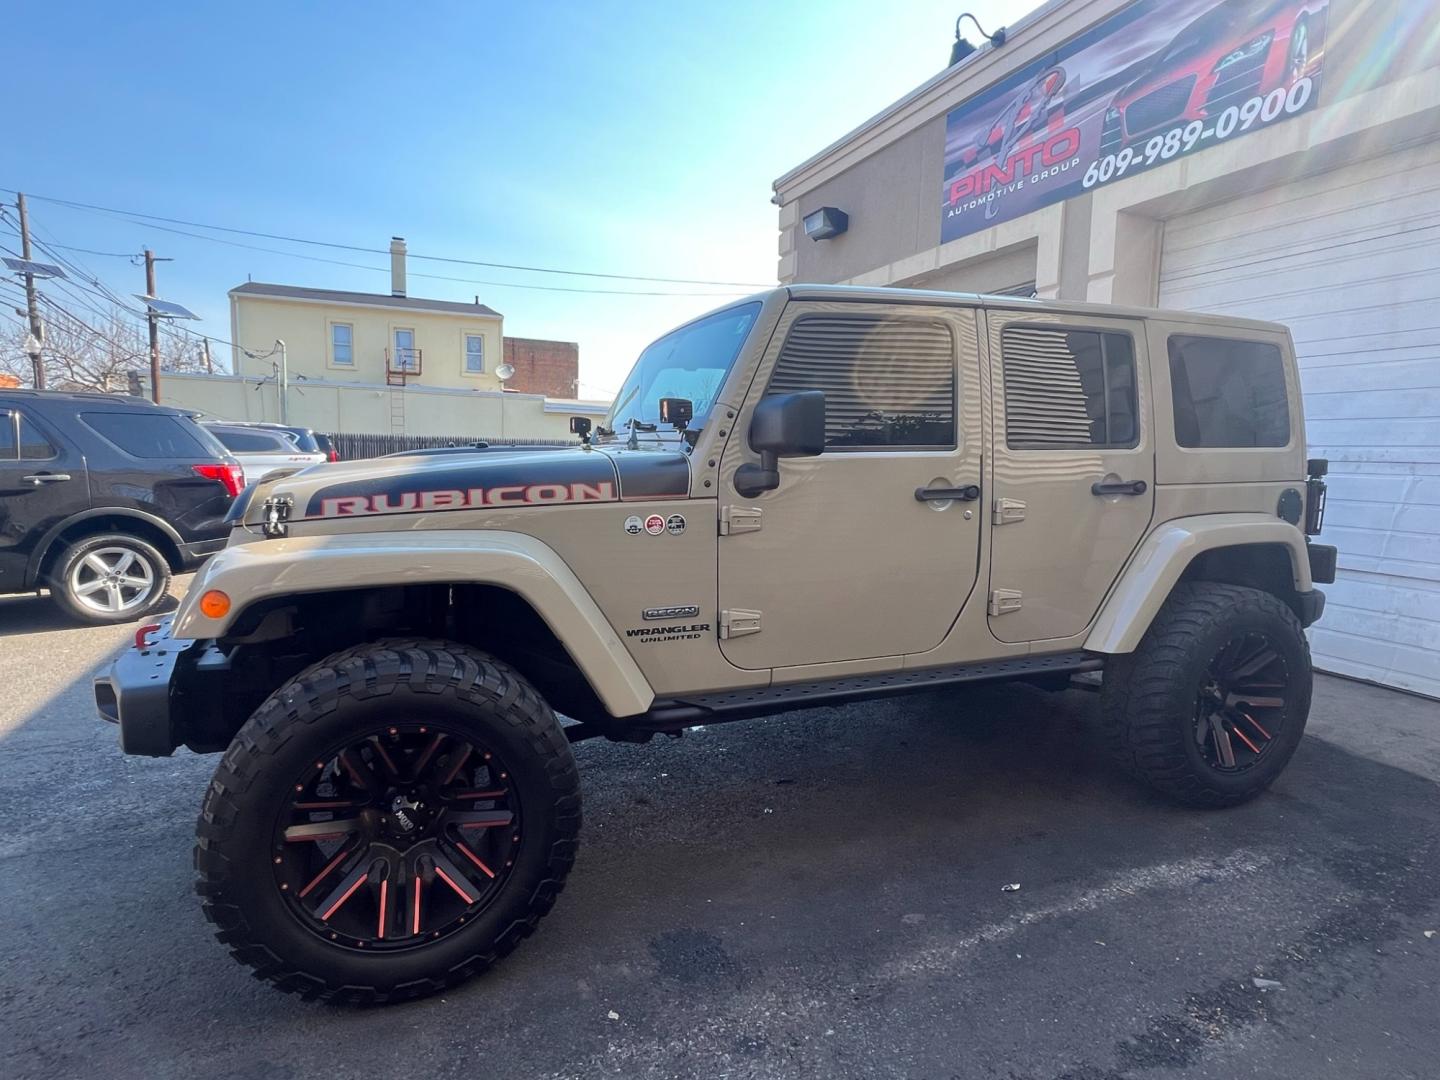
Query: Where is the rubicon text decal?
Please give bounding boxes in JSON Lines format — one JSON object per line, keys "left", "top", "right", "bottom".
{"left": 942, "top": 0, "right": 1328, "bottom": 243}
{"left": 318, "top": 482, "right": 615, "bottom": 518}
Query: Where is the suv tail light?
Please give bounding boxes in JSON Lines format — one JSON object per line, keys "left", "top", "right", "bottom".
{"left": 193, "top": 463, "right": 246, "bottom": 497}
{"left": 327, "top": 448, "right": 340, "bottom": 462}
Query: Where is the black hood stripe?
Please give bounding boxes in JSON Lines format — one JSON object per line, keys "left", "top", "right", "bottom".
{"left": 612, "top": 452, "right": 691, "bottom": 501}
{"left": 302, "top": 449, "right": 690, "bottom": 519}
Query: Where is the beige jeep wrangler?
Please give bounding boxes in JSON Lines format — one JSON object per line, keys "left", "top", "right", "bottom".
{"left": 95, "top": 285, "right": 1336, "bottom": 1003}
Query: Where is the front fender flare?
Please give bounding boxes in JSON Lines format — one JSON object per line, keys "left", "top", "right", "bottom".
{"left": 173, "top": 530, "right": 654, "bottom": 717}
{"left": 1085, "top": 514, "right": 1313, "bottom": 655}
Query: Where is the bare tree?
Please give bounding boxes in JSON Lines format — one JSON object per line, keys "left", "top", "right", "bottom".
{"left": 0, "top": 302, "right": 222, "bottom": 392}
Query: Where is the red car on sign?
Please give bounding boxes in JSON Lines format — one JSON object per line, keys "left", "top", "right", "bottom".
{"left": 1101, "top": 0, "right": 1325, "bottom": 150}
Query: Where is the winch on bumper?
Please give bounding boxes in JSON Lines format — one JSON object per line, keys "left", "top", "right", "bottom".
{"left": 94, "top": 616, "right": 205, "bottom": 757}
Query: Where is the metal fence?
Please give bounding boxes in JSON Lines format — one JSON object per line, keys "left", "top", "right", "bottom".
{"left": 328, "top": 432, "right": 571, "bottom": 460}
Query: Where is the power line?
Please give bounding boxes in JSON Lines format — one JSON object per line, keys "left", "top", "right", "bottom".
{"left": 3, "top": 186, "right": 773, "bottom": 288}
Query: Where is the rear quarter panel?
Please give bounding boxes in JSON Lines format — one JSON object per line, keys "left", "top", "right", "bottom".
{"left": 1146, "top": 318, "right": 1305, "bottom": 485}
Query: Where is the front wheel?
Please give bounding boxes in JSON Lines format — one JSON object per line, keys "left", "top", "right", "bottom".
{"left": 195, "top": 641, "right": 581, "bottom": 1003}
{"left": 1100, "top": 583, "right": 1312, "bottom": 808}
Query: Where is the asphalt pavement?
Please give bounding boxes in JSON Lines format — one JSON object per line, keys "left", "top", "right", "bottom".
{"left": 2, "top": 583, "right": 1438, "bottom": 1080}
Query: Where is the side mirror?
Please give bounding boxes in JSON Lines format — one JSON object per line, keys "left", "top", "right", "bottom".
{"left": 658, "top": 397, "right": 693, "bottom": 430}
{"left": 734, "top": 391, "right": 825, "bottom": 497}
{"left": 569, "top": 416, "right": 592, "bottom": 443}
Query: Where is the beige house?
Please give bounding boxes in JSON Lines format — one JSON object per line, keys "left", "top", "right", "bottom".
{"left": 195, "top": 238, "right": 604, "bottom": 439}
{"left": 230, "top": 239, "right": 505, "bottom": 394}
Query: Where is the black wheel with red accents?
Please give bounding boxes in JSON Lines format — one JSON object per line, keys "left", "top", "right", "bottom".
{"left": 1100, "top": 583, "right": 1312, "bottom": 808}
{"left": 196, "top": 640, "right": 580, "bottom": 1004}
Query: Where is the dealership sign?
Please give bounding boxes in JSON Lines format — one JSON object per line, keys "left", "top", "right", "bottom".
{"left": 941, "top": 0, "right": 1329, "bottom": 243}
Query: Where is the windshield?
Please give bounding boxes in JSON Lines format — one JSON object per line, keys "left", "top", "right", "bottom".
{"left": 606, "top": 302, "right": 761, "bottom": 435}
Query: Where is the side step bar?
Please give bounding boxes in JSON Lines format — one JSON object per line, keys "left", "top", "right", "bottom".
{"left": 567, "top": 650, "right": 1103, "bottom": 742}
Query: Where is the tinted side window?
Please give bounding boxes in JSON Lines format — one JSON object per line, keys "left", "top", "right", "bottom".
{"left": 212, "top": 429, "right": 289, "bottom": 452}
{"left": 18, "top": 414, "right": 56, "bottom": 460}
{"left": 1168, "top": 336, "right": 1290, "bottom": 448}
{"left": 767, "top": 315, "right": 955, "bottom": 449}
{"left": 82, "top": 412, "right": 208, "bottom": 458}
{"left": 0, "top": 411, "right": 15, "bottom": 460}
{"left": 1003, "top": 326, "right": 1138, "bottom": 449}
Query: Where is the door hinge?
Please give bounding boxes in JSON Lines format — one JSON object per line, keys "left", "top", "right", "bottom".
{"left": 719, "top": 609, "right": 762, "bottom": 639}
{"left": 719, "top": 505, "right": 763, "bottom": 536}
{"left": 992, "top": 497, "right": 1027, "bottom": 526}
{"left": 988, "top": 589, "right": 1023, "bottom": 617}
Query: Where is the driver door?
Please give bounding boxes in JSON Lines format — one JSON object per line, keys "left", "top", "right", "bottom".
{"left": 716, "top": 301, "right": 983, "bottom": 671}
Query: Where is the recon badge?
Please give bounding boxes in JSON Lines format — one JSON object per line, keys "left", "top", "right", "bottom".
{"left": 643, "top": 605, "right": 700, "bottom": 621}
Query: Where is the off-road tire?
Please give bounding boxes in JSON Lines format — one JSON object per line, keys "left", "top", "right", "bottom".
{"left": 1100, "top": 583, "right": 1312, "bottom": 808}
{"left": 48, "top": 532, "right": 172, "bottom": 624}
{"left": 194, "top": 639, "right": 581, "bottom": 1004}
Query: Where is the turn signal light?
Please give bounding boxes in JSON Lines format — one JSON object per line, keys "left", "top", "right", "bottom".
{"left": 198, "top": 590, "right": 231, "bottom": 619}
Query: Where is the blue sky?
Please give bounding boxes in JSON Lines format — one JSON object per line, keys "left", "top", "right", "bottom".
{"left": 5, "top": 0, "right": 1024, "bottom": 397}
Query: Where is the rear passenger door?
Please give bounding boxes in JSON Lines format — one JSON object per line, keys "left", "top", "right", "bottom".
{"left": 985, "top": 310, "right": 1154, "bottom": 643}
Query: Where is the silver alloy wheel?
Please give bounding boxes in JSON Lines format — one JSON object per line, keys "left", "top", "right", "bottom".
{"left": 68, "top": 546, "right": 156, "bottom": 615}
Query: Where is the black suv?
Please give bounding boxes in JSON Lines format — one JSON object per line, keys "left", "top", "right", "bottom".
{"left": 0, "top": 390, "right": 242, "bottom": 624}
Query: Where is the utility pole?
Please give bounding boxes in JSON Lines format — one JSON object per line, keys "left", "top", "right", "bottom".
{"left": 201, "top": 337, "right": 213, "bottom": 374}
{"left": 276, "top": 339, "right": 289, "bottom": 423}
{"left": 16, "top": 194, "right": 45, "bottom": 389}
{"left": 144, "top": 250, "right": 161, "bottom": 403}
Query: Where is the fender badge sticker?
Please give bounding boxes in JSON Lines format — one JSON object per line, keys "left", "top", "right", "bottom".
{"left": 643, "top": 605, "right": 701, "bottom": 621}
{"left": 644, "top": 513, "right": 666, "bottom": 535}
{"left": 624, "top": 514, "right": 644, "bottom": 535}
{"left": 666, "top": 513, "right": 687, "bottom": 536}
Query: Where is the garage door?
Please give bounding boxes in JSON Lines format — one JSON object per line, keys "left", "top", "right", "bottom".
{"left": 1159, "top": 140, "right": 1440, "bottom": 698}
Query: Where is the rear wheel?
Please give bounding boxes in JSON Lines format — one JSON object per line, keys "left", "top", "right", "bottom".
{"left": 195, "top": 641, "right": 580, "bottom": 1003}
{"left": 1100, "top": 583, "right": 1311, "bottom": 807}
{"left": 49, "top": 533, "right": 171, "bottom": 624}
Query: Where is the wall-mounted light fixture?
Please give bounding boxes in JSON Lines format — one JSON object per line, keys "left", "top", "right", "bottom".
{"left": 949, "top": 12, "right": 1007, "bottom": 68}
{"left": 803, "top": 206, "right": 849, "bottom": 241}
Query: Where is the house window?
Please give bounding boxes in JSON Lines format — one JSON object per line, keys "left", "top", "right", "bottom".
{"left": 330, "top": 323, "right": 353, "bottom": 366}
{"left": 464, "top": 333, "right": 485, "bottom": 374}
{"left": 766, "top": 314, "right": 956, "bottom": 450}
{"left": 1002, "top": 326, "right": 1138, "bottom": 449}
{"left": 393, "top": 328, "right": 418, "bottom": 372}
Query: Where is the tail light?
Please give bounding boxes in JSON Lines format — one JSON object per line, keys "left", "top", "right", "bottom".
{"left": 328, "top": 448, "right": 340, "bottom": 462}
{"left": 193, "top": 463, "right": 246, "bottom": 497}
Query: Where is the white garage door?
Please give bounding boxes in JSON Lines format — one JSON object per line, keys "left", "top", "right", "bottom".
{"left": 1159, "top": 140, "right": 1440, "bottom": 698}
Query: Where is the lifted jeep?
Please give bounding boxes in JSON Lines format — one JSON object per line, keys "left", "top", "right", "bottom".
{"left": 95, "top": 285, "right": 1336, "bottom": 1003}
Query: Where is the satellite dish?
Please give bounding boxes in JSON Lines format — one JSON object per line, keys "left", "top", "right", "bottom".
{"left": 495, "top": 363, "right": 515, "bottom": 382}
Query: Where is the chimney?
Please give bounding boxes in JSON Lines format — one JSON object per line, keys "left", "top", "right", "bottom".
{"left": 390, "top": 236, "right": 407, "bottom": 297}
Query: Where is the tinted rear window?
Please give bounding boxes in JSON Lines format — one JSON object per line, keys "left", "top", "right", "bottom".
{"left": 211, "top": 428, "right": 292, "bottom": 452}
{"left": 82, "top": 411, "right": 210, "bottom": 459}
{"left": 282, "top": 429, "right": 319, "bottom": 452}
{"left": 1168, "top": 336, "right": 1290, "bottom": 448}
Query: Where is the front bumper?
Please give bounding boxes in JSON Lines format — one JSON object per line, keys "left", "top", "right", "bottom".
{"left": 94, "top": 615, "right": 191, "bottom": 756}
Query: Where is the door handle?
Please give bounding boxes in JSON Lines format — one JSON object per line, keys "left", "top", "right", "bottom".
{"left": 1090, "top": 479, "right": 1147, "bottom": 496}
{"left": 915, "top": 484, "right": 981, "bottom": 503}
{"left": 23, "top": 473, "right": 72, "bottom": 485}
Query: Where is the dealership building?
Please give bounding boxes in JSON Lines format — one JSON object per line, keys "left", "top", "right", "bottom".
{"left": 772, "top": 0, "right": 1439, "bottom": 697}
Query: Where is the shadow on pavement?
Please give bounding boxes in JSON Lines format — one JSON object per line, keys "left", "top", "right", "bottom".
{"left": 0, "top": 590, "right": 178, "bottom": 637}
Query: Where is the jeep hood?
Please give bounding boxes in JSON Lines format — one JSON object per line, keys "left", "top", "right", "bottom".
{"left": 237, "top": 445, "right": 690, "bottom": 527}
